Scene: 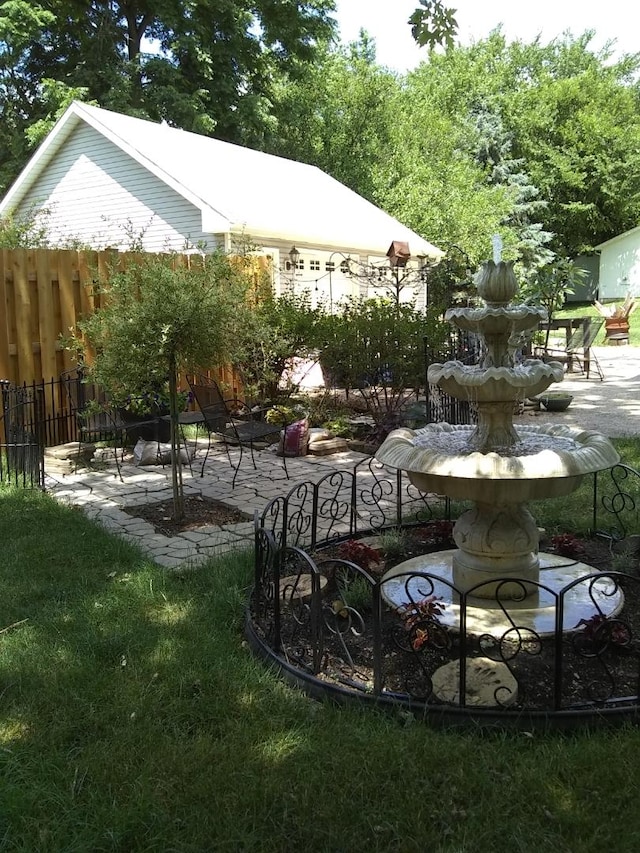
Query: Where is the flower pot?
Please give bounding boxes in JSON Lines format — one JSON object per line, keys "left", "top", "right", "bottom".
{"left": 604, "top": 317, "right": 630, "bottom": 339}
{"left": 539, "top": 393, "right": 573, "bottom": 412}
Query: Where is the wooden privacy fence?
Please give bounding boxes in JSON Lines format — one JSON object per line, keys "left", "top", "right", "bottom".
{"left": 0, "top": 248, "right": 247, "bottom": 422}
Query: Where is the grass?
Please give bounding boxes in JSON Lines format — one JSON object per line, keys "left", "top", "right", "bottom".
{"left": 2, "top": 476, "right": 640, "bottom": 851}
{"left": 556, "top": 302, "right": 639, "bottom": 346}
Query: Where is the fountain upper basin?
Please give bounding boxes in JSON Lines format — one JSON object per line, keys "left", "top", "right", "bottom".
{"left": 445, "top": 304, "right": 547, "bottom": 336}
{"left": 428, "top": 359, "right": 564, "bottom": 403}
{"left": 375, "top": 423, "right": 620, "bottom": 504}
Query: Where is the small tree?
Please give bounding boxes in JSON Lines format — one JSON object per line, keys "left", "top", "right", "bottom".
{"left": 522, "top": 260, "right": 587, "bottom": 348}
{"left": 78, "top": 252, "right": 248, "bottom": 519}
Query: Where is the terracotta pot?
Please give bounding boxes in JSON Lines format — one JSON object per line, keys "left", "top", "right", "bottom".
{"left": 604, "top": 317, "right": 630, "bottom": 338}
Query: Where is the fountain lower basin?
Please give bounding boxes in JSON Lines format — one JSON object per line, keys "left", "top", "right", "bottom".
{"left": 377, "top": 422, "right": 619, "bottom": 503}
{"left": 376, "top": 422, "right": 620, "bottom": 598}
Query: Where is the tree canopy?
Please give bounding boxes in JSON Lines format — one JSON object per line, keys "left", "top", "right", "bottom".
{"left": 2, "top": 1, "right": 640, "bottom": 267}
{"left": 0, "top": 0, "right": 337, "bottom": 189}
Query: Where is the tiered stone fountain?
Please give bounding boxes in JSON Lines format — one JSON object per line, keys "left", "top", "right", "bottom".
{"left": 376, "top": 259, "right": 621, "bottom": 636}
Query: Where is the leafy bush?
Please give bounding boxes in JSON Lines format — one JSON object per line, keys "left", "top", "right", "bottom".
{"left": 234, "top": 290, "right": 322, "bottom": 402}
{"left": 317, "top": 296, "right": 445, "bottom": 441}
{"left": 321, "top": 415, "right": 354, "bottom": 438}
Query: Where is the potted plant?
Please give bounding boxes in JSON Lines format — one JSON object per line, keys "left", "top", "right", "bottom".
{"left": 538, "top": 391, "right": 573, "bottom": 412}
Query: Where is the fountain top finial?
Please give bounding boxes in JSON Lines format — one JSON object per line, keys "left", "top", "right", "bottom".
{"left": 475, "top": 259, "right": 518, "bottom": 306}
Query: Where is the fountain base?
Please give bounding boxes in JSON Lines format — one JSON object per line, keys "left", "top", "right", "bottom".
{"left": 382, "top": 550, "right": 624, "bottom": 639}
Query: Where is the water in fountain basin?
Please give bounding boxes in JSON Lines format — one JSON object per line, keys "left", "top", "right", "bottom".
{"left": 412, "top": 429, "right": 580, "bottom": 457}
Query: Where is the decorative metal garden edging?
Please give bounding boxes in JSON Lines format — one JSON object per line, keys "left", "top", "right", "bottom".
{"left": 247, "top": 458, "right": 640, "bottom": 729}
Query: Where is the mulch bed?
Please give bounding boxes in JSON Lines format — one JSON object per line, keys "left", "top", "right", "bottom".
{"left": 263, "top": 525, "right": 640, "bottom": 712}
{"left": 122, "top": 495, "right": 251, "bottom": 536}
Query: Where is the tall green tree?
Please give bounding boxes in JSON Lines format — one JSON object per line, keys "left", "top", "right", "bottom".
{"left": 268, "top": 34, "right": 400, "bottom": 203}
{"left": 375, "top": 74, "right": 512, "bottom": 264}
{"left": 502, "top": 35, "right": 640, "bottom": 254}
{"left": 470, "top": 105, "right": 554, "bottom": 271}
{"left": 0, "top": 0, "right": 337, "bottom": 193}
{"left": 399, "top": 31, "right": 640, "bottom": 258}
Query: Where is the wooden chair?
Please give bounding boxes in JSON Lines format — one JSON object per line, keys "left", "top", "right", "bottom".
{"left": 534, "top": 317, "right": 605, "bottom": 381}
{"left": 187, "top": 373, "right": 289, "bottom": 486}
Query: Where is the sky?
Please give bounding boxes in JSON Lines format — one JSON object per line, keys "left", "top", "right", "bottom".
{"left": 333, "top": 0, "right": 640, "bottom": 73}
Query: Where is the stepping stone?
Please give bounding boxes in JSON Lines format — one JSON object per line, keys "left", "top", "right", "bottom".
{"left": 280, "top": 574, "right": 327, "bottom": 602}
{"left": 308, "top": 437, "right": 348, "bottom": 456}
{"left": 45, "top": 442, "right": 95, "bottom": 461}
{"left": 431, "top": 657, "right": 518, "bottom": 707}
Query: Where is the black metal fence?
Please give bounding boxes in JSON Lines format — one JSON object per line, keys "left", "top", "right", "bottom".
{"left": 0, "top": 381, "right": 48, "bottom": 488}
{"left": 248, "top": 460, "right": 640, "bottom": 728}
{"left": 424, "top": 331, "right": 480, "bottom": 426}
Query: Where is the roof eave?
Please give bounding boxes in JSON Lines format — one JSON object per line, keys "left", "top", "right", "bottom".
{"left": 227, "top": 224, "right": 444, "bottom": 259}
{"left": 0, "top": 103, "right": 82, "bottom": 214}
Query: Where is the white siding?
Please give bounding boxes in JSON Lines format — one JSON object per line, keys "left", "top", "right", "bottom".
{"left": 277, "top": 248, "right": 360, "bottom": 310}
{"left": 599, "top": 230, "right": 640, "bottom": 301}
{"left": 16, "top": 124, "right": 215, "bottom": 252}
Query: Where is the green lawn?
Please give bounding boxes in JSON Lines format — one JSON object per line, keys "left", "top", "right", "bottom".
{"left": 556, "top": 302, "right": 639, "bottom": 346}
{"left": 2, "top": 479, "right": 640, "bottom": 851}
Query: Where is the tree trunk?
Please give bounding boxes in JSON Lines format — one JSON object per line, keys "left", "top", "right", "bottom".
{"left": 168, "top": 357, "right": 185, "bottom": 520}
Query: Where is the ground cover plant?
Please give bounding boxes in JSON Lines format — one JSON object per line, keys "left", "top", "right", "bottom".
{"left": 1, "top": 446, "right": 640, "bottom": 849}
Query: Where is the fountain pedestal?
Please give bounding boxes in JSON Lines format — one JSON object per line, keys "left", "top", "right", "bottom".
{"left": 452, "top": 502, "right": 540, "bottom": 598}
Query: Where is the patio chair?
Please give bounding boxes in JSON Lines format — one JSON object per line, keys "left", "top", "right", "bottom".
{"left": 534, "top": 317, "right": 605, "bottom": 381}
{"left": 187, "top": 373, "right": 289, "bottom": 486}
{"left": 61, "top": 370, "right": 162, "bottom": 479}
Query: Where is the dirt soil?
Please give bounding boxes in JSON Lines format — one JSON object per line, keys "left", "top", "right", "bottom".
{"left": 122, "top": 495, "right": 251, "bottom": 536}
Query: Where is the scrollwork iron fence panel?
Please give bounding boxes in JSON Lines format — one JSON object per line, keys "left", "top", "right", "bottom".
{"left": 560, "top": 572, "right": 640, "bottom": 709}
{"left": 314, "top": 558, "right": 379, "bottom": 693}
{"left": 248, "top": 460, "right": 640, "bottom": 725}
{"left": 252, "top": 525, "right": 282, "bottom": 650}
{"left": 351, "top": 456, "right": 401, "bottom": 531}
{"left": 379, "top": 569, "right": 456, "bottom": 703}
{"left": 276, "top": 546, "right": 326, "bottom": 674}
{"left": 311, "top": 471, "right": 355, "bottom": 547}
{"left": 594, "top": 464, "right": 640, "bottom": 542}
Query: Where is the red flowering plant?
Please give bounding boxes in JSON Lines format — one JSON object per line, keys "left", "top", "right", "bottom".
{"left": 550, "top": 532, "right": 586, "bottom": 559}
{"left": 397, "top": 595, "right": 446, "bottom": 651}
{"left": 431, "top": 519, "right": 454, "bottom": 544}
{"left": 337, "top": 539, "right": 381, "bottom": 571}
{"left": 575, "top": 613, "right": 631, "bottom": 652}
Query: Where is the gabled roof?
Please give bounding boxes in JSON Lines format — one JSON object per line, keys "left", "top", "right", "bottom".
{"left": 595, "top": 225, "right": 640, "bottom": 251}
{"left": 1, "top": 101, "right": 443, "bottom": 258}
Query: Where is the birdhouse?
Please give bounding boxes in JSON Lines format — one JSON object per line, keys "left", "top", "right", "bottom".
{"left": 386, "top": 241, "right": 411, "bottom": 268}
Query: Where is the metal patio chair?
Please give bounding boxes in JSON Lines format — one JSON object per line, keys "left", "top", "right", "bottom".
{"left": 61, "top": 370, "right": 162, "bottom": 479}
{"left": 187, "top": 373, "right": 289, "bottom": 486}
{"left": 534, "top": 317, "right": 605, "bottom": 381}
